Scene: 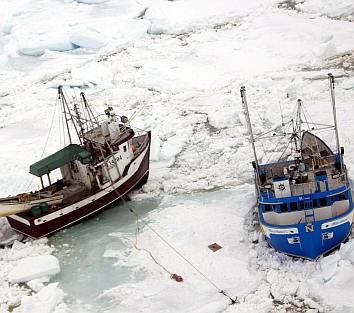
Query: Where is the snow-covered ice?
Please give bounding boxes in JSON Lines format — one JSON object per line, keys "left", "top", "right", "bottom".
{"left": 13, "top": 283, "right": 65, "bottom": 313}
{"left": 1, "top": 0, "right": 354, "bottom": 312}
{"left": 9, "top": 255, "right": 60, "bottom": 283}
{"left": 296, "top": 0, "right": 354, "bottom": 21}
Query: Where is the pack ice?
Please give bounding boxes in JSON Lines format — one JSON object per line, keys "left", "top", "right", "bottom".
{"left": 9, "top": 255, "right": 60, "bottom": 283}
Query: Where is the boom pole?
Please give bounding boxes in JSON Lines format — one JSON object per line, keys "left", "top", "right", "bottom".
{"left": 240, "top": 86, "right": 261, "bottom": 195}
{"left": 58, "top": 86, "right": 83, "bottom": 145}
{"left": 58, "top": 86, "right": 72, "bottom": 144}
{"left": 80, "top": 92, "right": 99, "bottom": 127}
{"left": 328, "top": 73, "right": 343, "bottom": 172}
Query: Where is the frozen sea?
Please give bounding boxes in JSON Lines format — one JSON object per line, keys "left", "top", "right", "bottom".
{"left": 43, "top": 187, "right": 260, "bottom": 312}
{"left": 49, "top": 197, "right": 160, "bottom": 311}
{"left": 1, "top": 0, "right": 354, "bottom": 312}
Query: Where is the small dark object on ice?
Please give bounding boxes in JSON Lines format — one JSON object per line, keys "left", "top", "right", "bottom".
{"left": 171, "top": 274, "right": 183, "bottom": 282}
{"left": 208, "top": 243, "right": 222, "bottom": 252}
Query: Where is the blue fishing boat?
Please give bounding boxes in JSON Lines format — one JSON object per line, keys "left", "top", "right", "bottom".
{"left": 241, "top": 74, "right": 353, "bottom": 260}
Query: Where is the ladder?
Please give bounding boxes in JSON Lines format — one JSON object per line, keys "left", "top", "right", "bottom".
{"left": 304, "top": 200, "right": 315, "bottom": 223}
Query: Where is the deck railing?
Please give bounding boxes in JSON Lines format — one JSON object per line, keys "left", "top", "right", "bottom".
{"left": 260, "top": 173, "right": 347, "bottom": 199}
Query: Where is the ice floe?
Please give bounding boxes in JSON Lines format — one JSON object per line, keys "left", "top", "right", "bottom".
{"left": 13, "top": 283, "right": 65, "bottom": 313}
{"left": 68, "top": 27, "right": 108, "bottom": 50}
{"left": 18, "top": 33, "right": 75, "bottom": 56}
{"left": 297, "top": 0, "right": 354, "bottom": 21}
{"left": 1, "top": 0, "right": 354, "bottom": 312}
{"left": 9, "top": 255, "right": 60, "bottom": 283}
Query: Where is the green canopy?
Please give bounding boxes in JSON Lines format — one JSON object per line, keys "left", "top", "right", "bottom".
{"left": 29, "top": 144, "right": 91, "bottom": 177}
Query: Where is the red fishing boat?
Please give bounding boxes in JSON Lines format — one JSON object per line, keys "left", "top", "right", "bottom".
{"left": 1, "top": 87, "right": 151, "bottom": 238}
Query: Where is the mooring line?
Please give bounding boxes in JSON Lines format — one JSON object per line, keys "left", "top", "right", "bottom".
{"left": 92, "top": 114, "right": 238, "bottom": 305}
{"left": 109, "top": 182, "right": 238, "bottom": 304}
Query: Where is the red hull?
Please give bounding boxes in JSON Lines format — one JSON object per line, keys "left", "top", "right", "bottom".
{"left": 7, "top": 136, "right": 150, "bottom": 239}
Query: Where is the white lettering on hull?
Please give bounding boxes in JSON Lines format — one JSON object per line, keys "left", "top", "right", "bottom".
{"left": 261, "top": 210, "right": 353, "bottom": 238}
{"left": 261, "top": 224, "right": 299, "bottom": 238}
{"left": 321, "top": 211, "right": 353, "bottom": 229}
{"left": 32, "top": 146, "right": 149, "bottom": 226}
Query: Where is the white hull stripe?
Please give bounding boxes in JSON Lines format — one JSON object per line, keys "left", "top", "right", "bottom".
{"left": 33, "top": 145, "right": 149, "bottom": 226}
{"left": 9, "top": 214, "right": 31, "bottom": 226}
{"left": 261, "top": 225, "right": 299, "bottom": 237}
{"left": 261, "top": 210, "right": 353, "bottom": 238}
{"left": 321, "top": 211, "right": 353, "bottom": 230}
{"left": 11, "top": 170, "right": 149, "bottom": 239}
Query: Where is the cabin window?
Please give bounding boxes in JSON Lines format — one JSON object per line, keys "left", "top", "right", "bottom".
{"left": 330, "top": 195, "right": 338, "bottom": 203}
{"left": 280, "top": 203, "right": 288, "bottom": 212}
{"left": 339, "top": 193, "right": 346, "bottom": 200}
{"left": 304, "top": 200, "right": 313, "bottom": 209}
{"left": 264, "top": 204, "right": 272, "bottom": 212}
{"left": 320, "top": 197, "right": 327, "bottom": 207}
{"left": 313, "top": 199, "right": 319, "bottom": 208}
{"left": 123, "top": 145, "right": 127, "bottom": 152}
{"left": 290, "top": 202, "right": 298, "bottom": 211}
{"left": 299, "top": 201, "right": 305, "bottom": 210}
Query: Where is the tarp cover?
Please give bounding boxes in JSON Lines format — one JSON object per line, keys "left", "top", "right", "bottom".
{"left": 29, "top": 144, "right": 89, "bottom": 177}
{"left": 301, "top": 131, "right": 333, "bottom": 157}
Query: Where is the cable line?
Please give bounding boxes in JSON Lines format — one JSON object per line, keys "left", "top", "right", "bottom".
{"left": 106, "top": 174, "right": 238, "bottom": 304}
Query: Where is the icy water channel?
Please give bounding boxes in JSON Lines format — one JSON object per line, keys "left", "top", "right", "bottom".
{"left": 49, "top": 196, "right": 162, "bottom": 311}
{"left": 48, "top": 189, "right": 246, "bottom": 311}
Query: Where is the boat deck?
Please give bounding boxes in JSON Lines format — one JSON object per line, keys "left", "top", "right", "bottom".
{"left": 259, "top": 156, "right": 346, "bottom": 198}
{"left": 15, "top": 132, "right": 151, "bottom": 220}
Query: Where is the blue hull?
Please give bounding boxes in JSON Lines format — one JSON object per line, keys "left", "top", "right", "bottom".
{"left": 260, "top": 210, "right": 353, "bottom": 260}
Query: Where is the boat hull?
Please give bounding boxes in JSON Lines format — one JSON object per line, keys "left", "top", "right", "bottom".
{"left": 260, "top": 209, "right": 353, "bottom": 260}
{"left": 0, "top": 196, "right": 64, "bottom": 218}
{"left": 6, "top": 139, "right": 150, "bottom": 239}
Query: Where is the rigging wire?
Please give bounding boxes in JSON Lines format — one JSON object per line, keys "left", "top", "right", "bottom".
{"left": 48, "top": 89, "right": 238, "bottom": 305}
{"left": 129, "top": 100, "right": 149, "bottom": 123}
{"left": 301, "top": 101, "right": 315, "bottom": 126}
{"left": 92, "top": 119, "right": 238, "bottom": 305}
{"left": 254, "top": 96, "right": 338, "bottom": 164}
{"left": 277, "top": 136, "right": 294, "bottom": 161}
{"left": 253, "top": 107, "right": 269, "bottom": 164}
{"left": 62, "top": 100, "right": 67, "bottom": 147}
{"left": 300, "top": 101, "right": 312, "bottom": 132}
{"left": 114, "top": 187, "right": 238, "bottom": 304}
{"left": 24, "top": 98, "right": 58, "bottom": 192}
{"left": 58, "top": 99, "right": 62, "bottom": 149}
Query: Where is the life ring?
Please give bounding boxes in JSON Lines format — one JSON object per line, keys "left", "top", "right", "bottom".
{"left": 322, "top": 158, "right": 329, "bottom": 165}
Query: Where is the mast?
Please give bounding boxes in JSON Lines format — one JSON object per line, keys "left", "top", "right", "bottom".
{"left": 73, "top": 101, "right": 85, "bottom": 141}
{"left": 58, "top": 86, "right": 72, "bottom": 144}
{"left": 295, "top": 99, "right": 302, "bottom": 135}
{"left": 58, "top": 86, "right": 83, "bottom": 145}
{"left": 80, "top": 92, "right": 99, "bottom": 127}
{"left": 240, "top": 86, "right": 261, "bottom": 195}
{"left": 291, "top": 99, "right": 303, "bottom": 153}
{"left": 328, "top": 73, "right": 343, "bottom": 172}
